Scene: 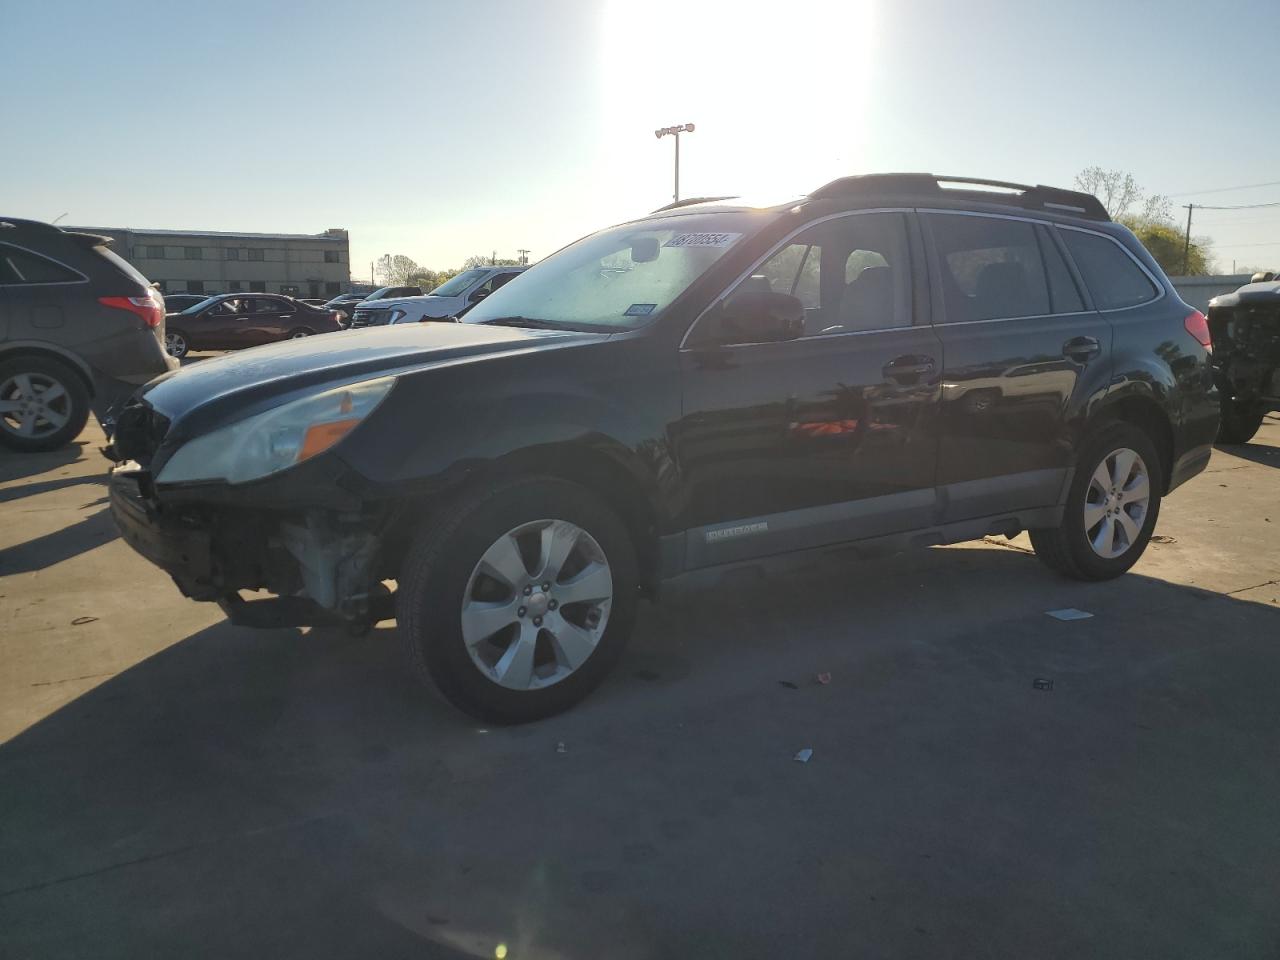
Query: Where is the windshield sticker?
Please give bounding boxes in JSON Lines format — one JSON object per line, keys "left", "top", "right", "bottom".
{"left": 624, "top": 303, "right": 657, "bottom": 317}
{"left": 663, "top": 232, "right": 742, "bottom": 248}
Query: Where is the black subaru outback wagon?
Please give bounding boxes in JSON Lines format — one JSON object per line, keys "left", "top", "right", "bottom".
{"left": 108, "top": 174, "right": 1219, "bottom": 722}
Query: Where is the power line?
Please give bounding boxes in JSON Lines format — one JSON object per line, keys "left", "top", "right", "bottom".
{"left": 1169, "top": 179, "right": 1280, "bottom": 198}
{"left": 1191, "top": 199, "right": 1280, "bottom": 211}
{"left": 1214, "top": 240, "right": 1280, "bottom": 248}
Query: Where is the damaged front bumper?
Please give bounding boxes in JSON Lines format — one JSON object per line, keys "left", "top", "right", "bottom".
{"left": 108, "top": 465, "right": 397, "bottom": 628}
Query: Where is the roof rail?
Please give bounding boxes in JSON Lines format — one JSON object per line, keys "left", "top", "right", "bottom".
{"left": 650, "top": 195, "right": 739, "bottom": 214}
{"left": 808, "top": 173, "right": 1110, "bottom": 221}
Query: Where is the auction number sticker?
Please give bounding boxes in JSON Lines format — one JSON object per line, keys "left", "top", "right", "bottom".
{"left": 663, "top": 232, "right": 742, "bottom": 248}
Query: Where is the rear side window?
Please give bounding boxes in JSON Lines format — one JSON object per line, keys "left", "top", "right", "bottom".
{"left": 927, "top": 214, "right": 1049, "bottom": 322}
{"left": 1061, "top": 230, "right": 1159, "bottom": 310}
{"left": 1036, "top": 226, "right": 1084, "bottom": 314}
{"left": 0, "top": 245, "right": 83, "bottom": 284}
{"left": 94, "top": 245, "right": 153, "bottom": 288}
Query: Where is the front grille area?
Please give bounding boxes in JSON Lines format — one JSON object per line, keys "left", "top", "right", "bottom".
{"left": 349, "top": 308, "right": 390, "bottom": 328}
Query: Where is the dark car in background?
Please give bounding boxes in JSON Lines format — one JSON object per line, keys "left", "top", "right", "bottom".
{"left": 1206, "top": 279, "right": 1280, "bottom": 443}
{"left": 324, "top": 286, "right": 423, "bottom": 324}
{"left": 163, "top": 294, "right": 344, "bottom": 358}
{"left": 107, "top": 174, "right": 1217, "bottom": 722}
{"left": 0, "top": 217, "right": 177, "bottom": 450}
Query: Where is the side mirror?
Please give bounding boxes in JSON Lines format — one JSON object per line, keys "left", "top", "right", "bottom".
{"left": 702, "top": 291, "right": 804, "bottom": 345}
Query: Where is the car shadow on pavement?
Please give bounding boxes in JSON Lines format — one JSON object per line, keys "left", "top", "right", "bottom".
{"left": 1214, "top": 440, "right": 1280, "bottom": 468}
{"left": 0, "top": 442, "right": 89, "bottom": 484}
{"left": 3, "top": 544, "right": 1280, "bottom": 958}
{"left": 0, "top": 472, "right": 106, "bottom": 506}
{"left": 0, "top": 509, "right": 118, "bottom": 575}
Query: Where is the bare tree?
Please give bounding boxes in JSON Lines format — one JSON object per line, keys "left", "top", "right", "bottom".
{"left": 376, "top": 254, "right": 421, "bottom": 286}
{"left": 1073, "top": 167, "right": 1170, "bottom": 223}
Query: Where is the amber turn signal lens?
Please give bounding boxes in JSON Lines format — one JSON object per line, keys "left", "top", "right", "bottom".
{"left": 297, "top": 418, "right": 360, "bottom": 462}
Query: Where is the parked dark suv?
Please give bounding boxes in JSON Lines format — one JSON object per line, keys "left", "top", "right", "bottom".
{"left": 1, "top": 217, "right": 177, "bottom": 450}
{"left": 107, "top": 174, "right": 1218, "bottom": 722}
{"left": 1206, "top": 279, "right": 1280, "bottom": 443}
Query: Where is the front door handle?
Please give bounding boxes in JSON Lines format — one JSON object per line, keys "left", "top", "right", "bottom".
{"left": 1063, "top": 336, "right": 1101, "bottom": 362}
{"left": 882, "top": 355, "right": 936, "bottom": 382}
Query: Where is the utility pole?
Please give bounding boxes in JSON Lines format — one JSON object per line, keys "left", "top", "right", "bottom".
{"left": 654, "top": 123, "right": 695, "bottom": 203}
{"left": 370, "top": 261, "right": 374, "bottom": 285}
{"left": 1181, "top": 204, "right": 1194, "bottom": 275}
{"left": 517, "top": 248, "right": 530, "bottom": 266}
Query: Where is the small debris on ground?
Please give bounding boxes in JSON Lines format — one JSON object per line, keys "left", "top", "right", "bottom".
{"left": 70, "top": 616, "right": 98, "bottom": 626}
{"left": 777, "top": 680, "right": 799, "bottom": 690}
{"left": 1046, "top": 608, "right": 1093, "bottom": 621}
{"left": 793, "top": 748, "right": 813, "bottom": 763}
{"left": 816, "top": 672, "right": 832, "bottom": 685}
{"left": 1033, "top": 678, "right": 1054, "bottom": 691}
{"left": 555, "top": 741, "right": 567, "bottom": 754}
{"left": 1150, "top": 535, "right": 1177, "bottom": 544}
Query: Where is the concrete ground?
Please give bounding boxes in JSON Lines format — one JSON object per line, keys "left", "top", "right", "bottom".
{"left": 2, "top": 413, "right": 1278, "bottom": 959}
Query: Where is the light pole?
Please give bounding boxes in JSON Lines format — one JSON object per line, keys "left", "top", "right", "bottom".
{"left": 654, "top": 123, "right": 695, "bottom": 203}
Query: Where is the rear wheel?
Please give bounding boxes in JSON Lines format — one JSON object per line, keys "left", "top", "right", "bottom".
{"left": 1216, "top": 397, "right": 1264, "bottom": 445}
{"left": 1030, "top": 422, "right": 1162, "bottom": 581}
{"left": 287, "top": 327, "right": 314, "bottom": 340}
{"left": 0, "top": 356, "right": 91, "bottom": 452}
{"left": 398, "top": 477, "right": 638, "bottom": 723}
{"left": 165, "top": 329, "right": 190, "bottom": 359}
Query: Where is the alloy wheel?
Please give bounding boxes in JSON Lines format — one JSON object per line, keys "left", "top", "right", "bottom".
{"left": 0, "top": 372, "right": 72, "bottom": 440}
{"left": 1083, "top": 447, "right": 1150, "bottom": 559}
{"left": 165, "top": 332, "right": 186, "bottom": 356}
{"left": 460, "top": 519, "right": 613, "bottom": 690}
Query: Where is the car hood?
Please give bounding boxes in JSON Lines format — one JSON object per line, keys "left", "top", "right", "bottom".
{"left": 136, "top": 322, "right": 599, "bottom": 440}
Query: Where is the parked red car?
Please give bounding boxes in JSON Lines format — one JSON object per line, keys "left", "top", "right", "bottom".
{"left": 163, "top": 294, "right": 345, "bottom": 359}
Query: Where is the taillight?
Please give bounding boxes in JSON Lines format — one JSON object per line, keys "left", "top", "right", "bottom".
{"left": 100, "top": 291, "right": 164, "bottom": 329}
{"left": 1184, "top": 310, "right": 1212, "bottom": 352}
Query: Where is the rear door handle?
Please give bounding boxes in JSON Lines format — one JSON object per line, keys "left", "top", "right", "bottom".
{"left": 1063, "top": 336, "right": 1101, "bottom": 362}
{"left": 882, "top": 355, "right": 936, "bottom": 382}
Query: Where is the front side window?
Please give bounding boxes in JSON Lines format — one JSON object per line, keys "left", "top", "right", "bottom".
{"left": 430, "top": 270, "right": 489, "bottom": 298}
{"left": 1061, "top": 229, "right": 1159, "bottom": 310}
{"left": 727, "top": 212, "right": 912, "bottom": 338}
{"left": 0, "top": 245, "right": 82, "bottom": 284}
{"left": 463, "top": 212, "right": 770, "bottom": 331}
{"left": 928, "top": 214, "right": 1050, "bottom": 322}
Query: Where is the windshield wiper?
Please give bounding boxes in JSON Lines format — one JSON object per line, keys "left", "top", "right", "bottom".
{"left": 476, "top": 316, "right": 562, "bottom": 329}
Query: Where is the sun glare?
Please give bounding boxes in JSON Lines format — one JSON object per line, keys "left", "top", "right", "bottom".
{"left": 599, "top": 0, "right": 876, "bottom": 212}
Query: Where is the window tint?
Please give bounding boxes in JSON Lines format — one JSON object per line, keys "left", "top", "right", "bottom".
{"left": 0, "top": 246, "right": 82, "bottom": 284}
{"left": 928, "top": 214, "right": 1050, "bottom": 322}
{"left": 491, "top": 272, "right": 519, "bottom": 291}
{"left": 252, "top": 298, "right": 284, "bottom": 313}
{"left": 1036, "top": 226, "right": 1084, "bottom": 314}
{"left": 1062, "top": 230, "right": 1159, "bottom": 310}
{"left": 737, "top": 212, "right": 911, "bottom": 337}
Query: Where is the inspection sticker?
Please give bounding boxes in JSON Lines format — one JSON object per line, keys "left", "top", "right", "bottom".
{"left": 664, "top": 232, "right": 742, "bottom": 248}
{"left": 624, "top": 303, "right": 657, "bottom": 316}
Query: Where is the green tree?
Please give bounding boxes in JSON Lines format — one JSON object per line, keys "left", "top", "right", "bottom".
{"left": 376, "top": 254, "right": 421, "bottom": 286}
{"left": 1117, "top": 218, "right": 1213, "bottom": 276}
{"left": 1075, "top": 168, "right": 1212, "bottom": 275}
{"left": 462, "top": 254, "right": 522, "bottom": 270}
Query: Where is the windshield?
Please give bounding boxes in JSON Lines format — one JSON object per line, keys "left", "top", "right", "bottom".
{"left": 429, "top": 269, "right": 489, "bottom": 298}
{"left": 462, "top": 212, "right": 768, "bottom": 331}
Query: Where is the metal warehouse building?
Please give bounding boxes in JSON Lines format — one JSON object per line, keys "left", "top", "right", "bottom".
{"left": 65, "top": 225, "right": 352, "bottom": 298}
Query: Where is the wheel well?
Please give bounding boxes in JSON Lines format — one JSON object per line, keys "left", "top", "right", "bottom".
{"left": 480, "top": 444, "right": 664, "bottom": 596}
{"left": 1092, "top": 396, "right": 1174, "bottom": 491}
{"left": 0, "top": 346, "right": 95, "bottom": 397}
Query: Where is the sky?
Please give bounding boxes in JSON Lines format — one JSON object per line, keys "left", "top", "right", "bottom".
{"left": 3, "top": 0, "right": 1279, "bottom": 275}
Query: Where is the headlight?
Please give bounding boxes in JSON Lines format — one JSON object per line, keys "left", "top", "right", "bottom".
{"left": 155, "top": 377, "right": 394, "bottom": 485}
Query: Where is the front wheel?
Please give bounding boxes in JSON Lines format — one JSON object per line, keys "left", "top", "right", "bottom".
{"left": 0, "top": 356, "right": 91, "bottom": 452}
{"left": 165, "top": 329, "right": 190, "bottom": 359}
{"left": 1030, "top": 422, "right": 1163, "bottom": 581}
{"left": 1216, "top": 397, "right": 1264, "bottom": 445}
{"left": 397, "top": 477, "right": 638, "bottom": 723}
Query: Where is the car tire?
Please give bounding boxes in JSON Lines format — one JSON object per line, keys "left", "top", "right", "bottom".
{"left": 397, "top": 476, "right": 638, "bottom": 724}
{"left": 0, "top": 355, "right": 92, "bottom": 452}
{"left": 165, "top": 329, "right": 190, "bottom": 360}
{"left": 287, "top": 327, "right": 314, "bottom": 340}
{"left": 1216, "top": 397, "right": 1264, "bottom": 445}
{"left": 1030, "top": 421, "right": 1163, "bottom": 581}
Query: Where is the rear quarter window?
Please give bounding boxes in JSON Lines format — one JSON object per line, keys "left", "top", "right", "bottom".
{"left": 0, "top": 245, "right": 83, "bottom": 284}
{"left": 1061, "top": 230, "right": 1159, "bottom": 310}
